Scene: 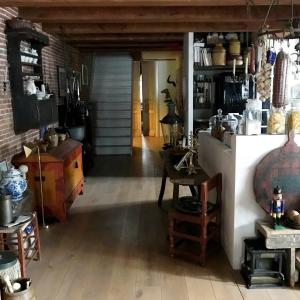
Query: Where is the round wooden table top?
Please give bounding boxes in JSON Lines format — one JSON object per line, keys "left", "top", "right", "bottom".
{"left": 254, "top": 130, "right": 300, "bottom": 213}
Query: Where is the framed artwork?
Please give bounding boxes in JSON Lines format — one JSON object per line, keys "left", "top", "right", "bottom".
{"left": 57, "top": 66, "right": 67, "bottom": 97}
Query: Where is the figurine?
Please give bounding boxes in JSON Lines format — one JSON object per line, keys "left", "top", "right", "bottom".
{"left": 270, "top": 186, "right": 285, "bottom": 229}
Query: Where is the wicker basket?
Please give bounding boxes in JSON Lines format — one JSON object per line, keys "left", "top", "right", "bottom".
{"left": 6, "top": 18, "right": 34, "bottom": 30}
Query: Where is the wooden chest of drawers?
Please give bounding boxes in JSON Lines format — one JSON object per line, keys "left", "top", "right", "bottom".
{"left": 12, "top": 139, "right": 84, "bottom": 222}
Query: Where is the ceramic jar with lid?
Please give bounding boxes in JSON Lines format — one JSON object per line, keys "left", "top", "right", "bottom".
{"left": 0, "top": 167, "right": 27, "bottom": 202}
{"left": 212, "top": 44, "right": 226, "bottom": 66}
{"left": 229, "top": 39, "right": 241, "bottom": 56}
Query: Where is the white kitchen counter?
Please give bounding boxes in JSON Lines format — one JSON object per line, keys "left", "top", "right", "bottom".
{"left": 198, "top": 131, "right": 300, "bottom": 270}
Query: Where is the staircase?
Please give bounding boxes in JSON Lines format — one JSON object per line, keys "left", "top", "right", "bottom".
{"left": 90, "top": 54, "right": 132, "bottom": 155}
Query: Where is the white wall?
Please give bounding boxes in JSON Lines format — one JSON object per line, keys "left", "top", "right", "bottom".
{"left": 198, "top": 132, "right": 300, "bottom": 269}
{"left": 156, "top": 60, "right": 178, "bottom": 136}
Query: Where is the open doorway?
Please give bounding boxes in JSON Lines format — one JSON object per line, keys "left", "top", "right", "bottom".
{"left": 132, "top": 51, "right": 183, "bottom": 150}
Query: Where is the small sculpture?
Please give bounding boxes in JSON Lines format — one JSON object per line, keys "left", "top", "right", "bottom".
{"left": 174, "top": 131, "right": 198, "bottom": 175}
{"left": 270, "top": 186, "right": 285, "bottom": 229}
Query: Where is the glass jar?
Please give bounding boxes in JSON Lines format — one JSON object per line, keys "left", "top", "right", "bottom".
{"left": 243, "top": 99, "right": 262, "bottom": 135}
{"left": 268, "top": 107, "right": 286, "bottom": 134}
{"left": 288, "top": 99, "right": 300, "bottom": 133}
{"left": 210, "top": 109, "right": 224, "bottom": 141}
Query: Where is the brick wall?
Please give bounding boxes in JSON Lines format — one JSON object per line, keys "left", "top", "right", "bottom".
{"left": 0, "top": 7, "right": 81, "bottom": 162}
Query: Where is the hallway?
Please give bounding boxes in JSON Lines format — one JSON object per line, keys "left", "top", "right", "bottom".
{"left": 27, "top": 137, "right": 300, "bottom": 300}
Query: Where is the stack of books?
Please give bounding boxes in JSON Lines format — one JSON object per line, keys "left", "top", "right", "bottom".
{"left": 194, "top": 42, "right": 212, "bottom": 67}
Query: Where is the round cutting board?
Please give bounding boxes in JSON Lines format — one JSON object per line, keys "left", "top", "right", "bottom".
{"left": 254, "top": 130, "right": 300, "bottom": 213}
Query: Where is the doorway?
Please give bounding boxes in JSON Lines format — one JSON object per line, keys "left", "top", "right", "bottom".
{"left": 132, "top": 52, "right": 183, "bottom": 148}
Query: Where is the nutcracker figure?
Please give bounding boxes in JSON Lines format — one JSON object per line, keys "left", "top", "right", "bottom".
{"left": 270, "top": 186, "right": 285, "bottom": 229}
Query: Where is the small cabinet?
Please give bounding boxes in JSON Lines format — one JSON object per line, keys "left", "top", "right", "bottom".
{"left": 5, "top": 27, "right": 58, "bottom": 133}
{"left": 12, "top": 139, "right": 84, "bottom": 222}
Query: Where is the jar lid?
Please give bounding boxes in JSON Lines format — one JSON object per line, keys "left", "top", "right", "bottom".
{"left": 0, "top": 251, "right": 18, "bottom": 270}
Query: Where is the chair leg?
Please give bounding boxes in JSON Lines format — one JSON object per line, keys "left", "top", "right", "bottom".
{"left": 17, "top": 229, "right": 26, "bottom": 277}
{"left": 169, "top": 217, "right": 175, "bottom": 258}
{"left": 172, "top": 184, "right": 179, "bottom": 205}
{"left": 158, "top": 167, "right": 167, "bottom": 207}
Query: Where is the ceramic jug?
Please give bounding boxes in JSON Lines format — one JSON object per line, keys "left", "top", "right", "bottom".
{"left": 0, "top": 167, "right": 27, "bottom": 202}
{"left": 25, "top": 79, "right": 37, "bottom": 95}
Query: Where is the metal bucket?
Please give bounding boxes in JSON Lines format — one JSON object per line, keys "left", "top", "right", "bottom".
{"left": 3, "top": 278, "right": 36, "bottom": 300}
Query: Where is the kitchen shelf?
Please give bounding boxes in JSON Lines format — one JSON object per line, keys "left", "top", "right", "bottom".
{"left": 194, "top": 65, "right": 245, "bottom": 72}
{"left": 21, "top": 62, "right": 41, "bottom": 67}
{"left": 20, "top": 51, "right": 38, "bottom": 58}
{"left": 22, "top": 72, "right": 42, "bottom": 77}
{"left": 6, "top": 26, "right": 58, "bottom": 134}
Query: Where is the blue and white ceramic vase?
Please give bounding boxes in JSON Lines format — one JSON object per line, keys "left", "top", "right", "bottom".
{"left": 0, "top": 167, "right": 27, "bottom": 202}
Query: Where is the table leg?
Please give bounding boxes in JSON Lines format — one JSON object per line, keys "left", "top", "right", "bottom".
{"left": 158, "top": 166, "right": 167, "bottom": 207}
{"left": 288, "top": 248, "right": 296, "bottom": 287}
{"left": 189, "top": 186, "right": 197, "bottom": 198}
{"left": 173, "top": 183, "right": 179, "bottom": 204}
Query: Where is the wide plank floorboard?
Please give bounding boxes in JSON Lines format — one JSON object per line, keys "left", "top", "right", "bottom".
{"left": 27, "top": 137, "right": 300, "bottom": 300}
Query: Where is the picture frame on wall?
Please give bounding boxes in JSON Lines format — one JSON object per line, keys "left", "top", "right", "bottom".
{"left": 57, "top": 66, "right": 67, "bottom": 97}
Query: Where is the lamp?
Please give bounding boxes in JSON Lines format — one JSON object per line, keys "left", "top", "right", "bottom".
{"left": 23, "top": 144, "right": 48, "bottom": 229}
{"left": 160, "top": 101, "right": 183, "bottom": 149}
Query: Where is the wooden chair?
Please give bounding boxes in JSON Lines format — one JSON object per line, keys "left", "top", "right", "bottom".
{"left": 168, "top": 173, "right": 222, "bottom": 265}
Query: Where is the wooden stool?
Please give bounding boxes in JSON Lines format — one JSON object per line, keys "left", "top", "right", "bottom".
{"left": 0, "top": 212, "right": 41, "bottom": 277}
{"left": 168, "top": 173, "right": 222, "bottom": 265}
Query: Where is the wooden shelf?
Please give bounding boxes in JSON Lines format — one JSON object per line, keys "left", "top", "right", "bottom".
{"left": 20, "top": 51, "right": 39, "bottom": 58}
{"left": 22, "top": 72, "right": 42, "bottom": 77}
{"left": 194, "top": 65, "right": 245, "bottom": 72}
{"left": 21, "top": 62, "right": 41, "bottom": 67}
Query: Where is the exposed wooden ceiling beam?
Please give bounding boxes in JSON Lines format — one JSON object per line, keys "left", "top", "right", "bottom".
{"left": 74, "top": 42, "right": 182, "bottom": 48}
{"left": 20, "top": 6, "right": 300, "bottom": 23}
{"left": 63, "top": 33, "right": 183, "bottom": 42}
{"left": 43, "top": 21, "right": 287, "bottom": 34}
{"left": 1, "top": 0, "right": 295, "bottom": 7}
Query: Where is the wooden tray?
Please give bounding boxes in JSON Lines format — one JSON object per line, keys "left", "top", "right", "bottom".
{"left": 254, "top": 130, "right": 300, "bottom": 213}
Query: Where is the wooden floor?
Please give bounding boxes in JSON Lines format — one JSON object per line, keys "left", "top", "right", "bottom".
{"left": 28, "top": 137, "right": 300, "bottom": 300}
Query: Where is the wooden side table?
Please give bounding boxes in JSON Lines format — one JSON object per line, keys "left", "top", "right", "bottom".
{"left": 0, "top": 212, "right": 41, "bottom": 277}
{"left": 256, "top": 219, "right": 300, "bottom": 287}
{"left": 158, "top": 150, "right": 209, "bottom": 207}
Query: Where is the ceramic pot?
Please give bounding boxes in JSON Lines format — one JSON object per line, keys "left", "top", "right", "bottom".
{"left": 0, "top": 167, "right": 27, "bottom": 202}
{"left": 212, "top": 44, "right": 226, "bottom": 66}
